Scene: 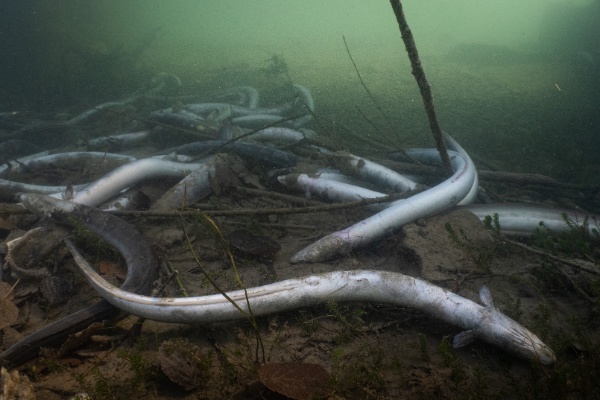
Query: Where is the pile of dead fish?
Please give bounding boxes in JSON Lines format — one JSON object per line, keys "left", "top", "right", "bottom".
{"left": 1, "top": 72, "right": 597, "bottom": 367}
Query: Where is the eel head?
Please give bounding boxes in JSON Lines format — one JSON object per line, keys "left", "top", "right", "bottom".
{"left": 454, "top": 286, "right": 556, "bottom": 365}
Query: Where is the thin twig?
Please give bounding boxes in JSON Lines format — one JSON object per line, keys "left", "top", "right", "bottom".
{"left": 162, "top": 256, "right": 189, "bottom": 297}
{"left": 342, "top": 35, "right": 402, "bottom": 148}
{"left": 111, "top": 190, "right": 422, "bottom": 218}
{"left": 389, "top": 0, "right": 453, "bottom": 175}
{"left": 4, "top": 279, "right": 19, "bottom": 299}
{"left": 185, "top": 213, "right": 266, "bottom": 362}
{"left": 230, "top": 185, "right": 323, "bottom": 206}
{"left": 503, "top": 238, "right": 600, "bottom": 276}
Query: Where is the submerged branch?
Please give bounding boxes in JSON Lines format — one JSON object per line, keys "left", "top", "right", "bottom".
{"left": 389, "top": 0, "right": 453, "bottom": 175}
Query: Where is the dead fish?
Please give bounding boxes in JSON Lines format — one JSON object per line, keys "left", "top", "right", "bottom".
{"left": 64, "top": 247, "right": 556, "bottom": 365}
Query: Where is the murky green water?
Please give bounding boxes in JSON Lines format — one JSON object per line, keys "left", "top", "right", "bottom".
{"left": 0, "top": 0, "right": 598, "bottom": 183}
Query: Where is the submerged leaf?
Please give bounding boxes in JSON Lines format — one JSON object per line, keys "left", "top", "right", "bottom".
{"left": 58, "top": 321, "right": 104, "bottom": 357}
{"left": 258, "top": 362, "right": 333, "bottom": 400}
{"left": 158, "top": 338, "right": 212, "bottom": 391}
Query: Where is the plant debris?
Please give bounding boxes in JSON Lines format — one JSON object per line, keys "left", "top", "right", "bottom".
{"left": 0, "top": 282, "right": 18, "bottom": 331}
{"left": 258, "top": 362, "right": 334, "bottom": 400}
{"left": 158, "top": 338, "right": 212, "bottom": 391}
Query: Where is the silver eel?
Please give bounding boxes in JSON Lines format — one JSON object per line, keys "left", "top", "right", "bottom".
{"left": 0, "top": 194, "right": 158, "bottom": 367}
{"left": 65, "top": 240, "right": 555, "bottom": 365}
{"left": 290, "top": 149, "right": 475, "bottom": 263}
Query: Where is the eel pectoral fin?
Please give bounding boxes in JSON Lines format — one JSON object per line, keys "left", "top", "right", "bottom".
{"left": 479, "top": 285, "right": 494, "bottom": 308}
{"left": 453, "top": 329, "right": 476, "bottom": 348}
{"left": 453, "top": 286, "right": 494, "bottom": 349}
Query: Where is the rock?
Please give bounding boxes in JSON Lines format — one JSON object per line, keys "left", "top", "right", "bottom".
{"left": 401, "top": 209, "right": 496, "bottom": 281}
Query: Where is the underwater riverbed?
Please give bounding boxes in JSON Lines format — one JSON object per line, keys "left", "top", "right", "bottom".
{"left": 0, "top": 1, "right": 599, "bottom": 399}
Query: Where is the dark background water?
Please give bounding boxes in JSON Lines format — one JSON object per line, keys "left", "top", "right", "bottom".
{"left": 0, "top": 1, "right": 43, "bottom": 106}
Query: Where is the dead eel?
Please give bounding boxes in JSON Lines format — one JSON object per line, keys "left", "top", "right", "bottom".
{"left": 0, "top": 194, "right": 158, "bottom": 367}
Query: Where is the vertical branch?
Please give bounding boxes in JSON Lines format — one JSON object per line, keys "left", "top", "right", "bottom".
{"left": 389, "top": 0, "right": 453, "bottom": 175}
